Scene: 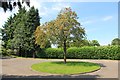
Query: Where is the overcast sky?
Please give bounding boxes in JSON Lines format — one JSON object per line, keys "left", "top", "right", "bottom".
{"left": 0, "top": 0, "right": 119, "bottom": 46}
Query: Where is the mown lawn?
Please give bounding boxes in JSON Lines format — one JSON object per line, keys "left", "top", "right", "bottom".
{"left": 31, "top": 61, "right": 100, "bottom": 75}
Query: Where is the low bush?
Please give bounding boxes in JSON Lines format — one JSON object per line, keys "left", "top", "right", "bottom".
{"left": 36, "top": 46, "right": 120, "bottom": 60}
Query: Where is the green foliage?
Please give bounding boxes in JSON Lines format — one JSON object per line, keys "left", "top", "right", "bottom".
{"left": 69, "top": 39, "right": 100, "bottom": 47}
{"left": 2, "top": 6, "right": 41, "bottom": 57}
{"left": 1, "top": 47, "right": 15, "bottom": 56}
{"left": 91, "top": 40, "right": 100, "bottom": 46}
{"left": 36, "top": 46, "right": 120, "bottom": 60}
{"left": 68, "top": 46, "right": 119, "bottom": 60}
{"left": 0, "top": 0, "right": 30, "bottom": 12}
{"left": 111, "top": 38, "right": 120, "bottom": 45}
{"left": 35, "top": 7, "right": 85, "bottom": 63}
{"left": 36, "top": 48, "right": 63, "bottom": 59}
{"left": 1, "top": 47, "right": 8, "bottom": 56}
{"left": 35, "top": 7, "right": 85, "bottom": 47}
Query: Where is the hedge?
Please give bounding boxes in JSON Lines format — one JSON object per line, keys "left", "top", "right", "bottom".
{"left": 36, "top": 48, "right": 64, "bottom": 59}
{"left": 36, "top": 46, "right": 120, "bottom": 60}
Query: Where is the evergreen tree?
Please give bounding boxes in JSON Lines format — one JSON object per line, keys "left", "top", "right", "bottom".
{"left": 11, "top": 7, "right": 27, "bottom": 56}
{"left": 24, "top": 6, "right": 40, "bottom": 58}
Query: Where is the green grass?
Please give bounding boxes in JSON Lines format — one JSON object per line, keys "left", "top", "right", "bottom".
{"left": 31, "top": 61, "right": 100, "bottom": 74}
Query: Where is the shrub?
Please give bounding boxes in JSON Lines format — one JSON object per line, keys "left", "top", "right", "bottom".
{"left": 36, "top": 48, "right": 63, "bottom": 59}
{"left": 36, "top": 46, "right": 120, "bottom": 60}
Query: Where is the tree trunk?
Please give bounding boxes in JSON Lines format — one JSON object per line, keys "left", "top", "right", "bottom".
{"left": 63, "top": 40, "right": 67, "bottom": 64}
{"left": 25, "top": 51, "right": 27, "bottom": 58}
{"left": 20, "top": 46, "right": 22, "bottom": 57}
{"left": 18, "top": 46, "right": 21, "bottom": 57}
{"left": 33, "top": 50, "right": 35, "bottom": 58}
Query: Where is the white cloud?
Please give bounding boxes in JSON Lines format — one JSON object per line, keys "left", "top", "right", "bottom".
{"left": 0, "top": 1, "right": 71, "bottom": 28}
{"left": 30, "top": 0, "right": 42, "bottom": 9}
{"left": 102, "top": 16, "right": 113, "bottom": 21}
{"left": 52, "top": 3, "right": 70, "bottom": 11}
{"left": 79, "top": 15, "right": 114, "bottom": 26}
{"left": 81, "top": 20, "right": 95, "bottom": 25}
{"left": 0, "top": 6, "right": 18, "bottom": 29}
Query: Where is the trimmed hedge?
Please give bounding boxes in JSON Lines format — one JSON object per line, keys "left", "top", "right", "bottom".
{"left": 36, "top": 46, "right": 120, "bottom": 60}
{"left": 37, "top": 48, "right": 63, "bottom": 59}
{"left": 67, "top": 46, "right": 120, "bottom": 60}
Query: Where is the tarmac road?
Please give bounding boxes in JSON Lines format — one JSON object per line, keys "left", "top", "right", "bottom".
{"left": 1, "top": 58, "right": 118, "bottom": 78}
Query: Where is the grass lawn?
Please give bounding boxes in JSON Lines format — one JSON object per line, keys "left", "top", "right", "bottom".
{"left": 31, "top": 61, "right": 100, "bottom": 75}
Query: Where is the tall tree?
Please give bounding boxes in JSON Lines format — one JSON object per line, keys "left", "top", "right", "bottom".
{"left": 25, "top": 6, "right": 40, "bottom": 58}
{"left": 11, "top": 7, "right": 27, "bottom": 56}
{"left": 2, "top": 6, "right": 40, "bottom": 57}
{"left": 35, "top": 7, "right": 86, "bottom": 63}
{"left": 1, "top": 14, "right": 17, "bottom": 49}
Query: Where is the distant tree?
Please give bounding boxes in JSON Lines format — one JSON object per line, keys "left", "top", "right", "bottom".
{"left": 35, "top": 7, "right": 86, "bottom": 64}
{"left": 69, "top": 39, "right": 100, "bottom": 47}
{"left": 108, "top": 44, "right": 111, "bottom": 46}
{"left": 0, "top": 0, "right": 30, "bottom": 12}
{"left": 111, "top": 38, "right": 120, "bottom": 45}
{"left": 69, "top": 40, "right": 85, "bottom": 47}
{"left": 91, "top": 40, "right": 100, "bottom": 46}
{"left": 80, "top": 39, "right": 90, "bottom": 46}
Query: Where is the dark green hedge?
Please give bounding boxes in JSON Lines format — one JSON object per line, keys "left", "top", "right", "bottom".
{"left": 36, "top": 46, "right": 120, "bottom": 60}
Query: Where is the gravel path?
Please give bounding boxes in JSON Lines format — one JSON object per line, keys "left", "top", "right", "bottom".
{"left": 1, "top": 58, "right": 118, "bottom": 78}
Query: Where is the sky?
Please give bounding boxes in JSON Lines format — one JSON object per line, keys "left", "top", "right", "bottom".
{"left": 0, "top": 0, "right": 119, "bottom": 46}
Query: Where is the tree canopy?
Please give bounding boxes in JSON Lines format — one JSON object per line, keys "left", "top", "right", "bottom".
{"left": 35, "top": 7, "right": 86, "bottom": 63}
{"left": 0, "top": 0, "right": 30, "bottom": 12}
{"left": 1, "top": 6, "right": 41, "bottom": 57}
{"left": 111, "top": 38, "right": 120, "bottom": 45}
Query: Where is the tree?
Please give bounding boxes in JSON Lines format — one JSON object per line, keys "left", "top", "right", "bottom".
{"left": 12, "top": 6, "right": 40, "bottom": 57}
{"left": 81, "top": 39, "right": 90, "bottom": 46}
{"left": 0, "top": 0, "right": 30, "bottom": 12}
{"left": 1, "top": 10, "right": 21, "bottom": 56}
{"left": 35, "top": 7, "right": 86, "bottom": 64}
{"left": 25, "top": 6, "right": 40, "bottom": 58}
{"left": 111, "top": 38, "right": 120, "bottom": 45}
{"left": 1, "top": 14, "right": 17, "bottom": 49}
{"left": 11, "top": 7, "right": 27, "bottom": 56}
{"left": 1, "top": 6, "right": 40, "bottom": 57}
{"left": 91, "top": 40, "right": 100, "bottom": 46}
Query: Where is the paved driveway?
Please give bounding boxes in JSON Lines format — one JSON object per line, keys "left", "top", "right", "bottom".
{"left": 1, "top": 58, "right": 118, "bottom": 78}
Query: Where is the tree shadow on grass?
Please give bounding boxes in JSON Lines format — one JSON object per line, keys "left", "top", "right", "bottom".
{"left": 50, "top": 61, "right": 101, "bottom": 66}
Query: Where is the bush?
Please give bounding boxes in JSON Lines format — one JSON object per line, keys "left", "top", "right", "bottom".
{"left": 36, "top": 46, "right": 120, "bottom": 60}
{"left": 1, "top": 48, "right": 9, "bottom": 56}
{"left": 1, "top": 47, "right": 16, "bottom": 56}
{"left": 36, "top": 48, "right": 63, "bottom": 59}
